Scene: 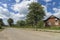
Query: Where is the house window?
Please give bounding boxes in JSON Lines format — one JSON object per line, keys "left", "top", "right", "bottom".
{"left": 55, "top": 18, "right": 59, "bottom": 25}
{"left": 55, "top": 22, "right": 59, "bottom": 25}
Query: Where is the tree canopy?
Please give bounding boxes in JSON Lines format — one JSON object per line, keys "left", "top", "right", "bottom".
{"left": 7, "top": 18, "right": 14, "bottom": 26}
{"left": 26, "top": 2, "right": 45, "bottom": 26}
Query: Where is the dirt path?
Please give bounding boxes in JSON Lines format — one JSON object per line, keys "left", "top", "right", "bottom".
{"left": 0, "top": 28, "right": 60, "bottom": 40}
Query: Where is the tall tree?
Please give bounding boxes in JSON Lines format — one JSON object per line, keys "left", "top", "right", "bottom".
{"left": 26, "top": 2, "right": 45, "bottom": 26}
{"left": 7, "top": 18, "right": 14, "bottom": 26}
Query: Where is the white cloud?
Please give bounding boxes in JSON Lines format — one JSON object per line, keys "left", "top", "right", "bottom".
{"left": 15, "top": 0, "right": 20, "bottom": 3}
{"left": 29, "top": 0, "right": 37, "bottom": 2}
{"left": 52, "top": 8, "right": 60, "bottom": 18}
{"left": 12, "top": 0, "right": 37, "bottom": 12}
{"left": 44, "top": 0, "right": 52, "bottom": 2}
{"left": 0, "top": 2, "right": 7, "bottom": 8}
{"left": 53, "top": 8, "right": 59, "bottom": 13}
{"left": 0, "top": 7, "right": 9, "bottom": 19}
{"left": 2, "top": 4, "right": 7, "bottom": 8}
{"left": 42, "top": 5, "right": 52, "bottom": 16}
{"left": 53, "top": 8, "right": 60, "bottom": 15}
{"left": 10, "top": 13, "right": 26, "bottom": 24}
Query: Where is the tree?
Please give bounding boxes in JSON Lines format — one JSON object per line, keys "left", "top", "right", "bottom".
{"left": 0, "top": 19, "right": 4, "bottom": 29}
{"left": 26, "top": 2, "right": 45, "bottom": 27}
{"left": 7, "top": 18, "right": 14, "bottom": 26}
{"left": 17, "top": 20, "right": 25, "bottom": 27}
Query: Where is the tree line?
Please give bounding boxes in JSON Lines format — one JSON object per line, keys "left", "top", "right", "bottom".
{"left": 0, "top": 2, "right": 45, "bottom": 29}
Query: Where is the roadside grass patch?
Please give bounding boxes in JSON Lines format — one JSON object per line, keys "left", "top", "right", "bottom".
{"left": 0, "top": 27, "right": 4, "bottom": 32}
{"left": 7, "top": 26, "right": 60, "bottom": 33}
{"left": 10, "top": 26, "right": 60, "bottom": 30}
{"left": 46, "top": 26, "right": 60, "bottom": 30}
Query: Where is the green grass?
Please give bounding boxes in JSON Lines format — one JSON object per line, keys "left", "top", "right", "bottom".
{"left": 38, "top": 26, "right": 60, "bottom": 30}
{"left": 0, "top": 28, "right": 4, "bottom": 32}
{"left": 8, "top": 26, "right": 60, "bottom": 30}
{"left": 0, "top": 29, "right": 3, "bottom": 32}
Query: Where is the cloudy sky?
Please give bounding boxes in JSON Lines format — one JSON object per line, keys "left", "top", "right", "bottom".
{"left": 0, "top": 0, "right": 60, "bottom": 24}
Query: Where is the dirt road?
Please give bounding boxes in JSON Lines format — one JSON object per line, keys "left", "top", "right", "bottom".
{"left": 0, "top": 28, "right": 60, "bottom": 40}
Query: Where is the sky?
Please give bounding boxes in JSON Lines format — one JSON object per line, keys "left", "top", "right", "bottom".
{"left": 0, "top": 0, "right": 60, "bottom": 24}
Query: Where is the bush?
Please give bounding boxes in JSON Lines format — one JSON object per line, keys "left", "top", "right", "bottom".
{"left": 17, "top": 20, "right": 26, "bottom": 27}
{"left": 37, "top": 21, "right": 45, "bottom": 28}
{"left": 0, "top": 26, "right": 2, "bottom": 29}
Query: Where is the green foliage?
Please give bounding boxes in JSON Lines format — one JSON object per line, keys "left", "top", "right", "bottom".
{"left": 0, "top": 19, "right": 4, "bottom": 29}
{"left": 25, "top": 19, "right": 34, "bottom": 27}
{"left": 0, "top": 19, "right": 4, "bottom": 26}
{"left": 17, "top": 20, "right": 26, "bottom": 27}
{"left": 26, "top": 2, "right": 45, "bottom": 27}
{"left": 7, "top": 18, "right": 14, "bottom": 26}
{"left": 37, "top": 21, "right": 45, "bottom": 28}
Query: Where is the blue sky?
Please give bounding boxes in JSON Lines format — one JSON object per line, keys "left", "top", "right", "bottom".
{"left": 0, "top": 0, "right": 60, "bottom": 24}
{"left": 38, "top": 0, "right": 60, "bottom": 13}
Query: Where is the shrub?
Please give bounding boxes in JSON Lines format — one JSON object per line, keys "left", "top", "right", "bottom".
{"left": 0, "top": 26, "right": 2, "bottom": 29}
{"left": 37, "top": 21, "right": 45, "bottom": 28}
{"left": 17, "top": 20, "right": 26, "bottom": 27}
